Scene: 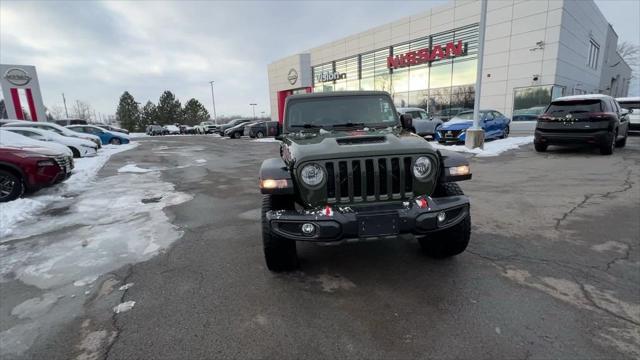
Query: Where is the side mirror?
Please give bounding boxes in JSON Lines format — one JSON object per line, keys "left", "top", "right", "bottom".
{"left": 400, "top": 114, "right": 413, "bottom": 130}
{"left": 620, "top": 108, "right": 630, "bottom": 116}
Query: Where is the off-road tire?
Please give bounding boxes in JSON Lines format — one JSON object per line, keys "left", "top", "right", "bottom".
{"left": 600, "top": 130, "right": 616, "bottom": 155}
{"left": 69, "top": 147, "right": 81, "bottom": 158}
{"left": 534, "top": 142, "right": 548, "bottom": 152}
{"left": 615, "top": 128, "right": 628, "bottom": 148}
{"left": 262, "top": 194, "right": 298, "bottom": 272}
{"left": 419, "top": 182, "right": 470, "bottom": 258}
{"left": 0, "top": 169, "right": 24, "bottom": 203}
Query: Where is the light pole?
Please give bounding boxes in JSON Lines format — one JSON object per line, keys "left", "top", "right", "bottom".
{"left": 249, "top": 103, "right": 257, "bottom": 119}
{"left": 62, "top": 93, "right": 69, "bottom": 118}
{"left": 209, "top": 80, "right": 217, "bottom": 124}
{"left": 465, "top": 0, "right": 487, "bottom": 149}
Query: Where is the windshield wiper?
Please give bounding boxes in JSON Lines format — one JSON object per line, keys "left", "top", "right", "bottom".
{"left": 332, "top": 122, "right": 366, "bottom": 128}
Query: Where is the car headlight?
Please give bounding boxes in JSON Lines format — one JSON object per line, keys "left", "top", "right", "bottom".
{"left": 413, "top": 156, "right": 433, "bottom": 179}
{"left": 300, "top": 163, "right": 325, "bottom": 186}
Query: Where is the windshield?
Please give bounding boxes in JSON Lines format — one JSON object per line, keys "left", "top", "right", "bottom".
{"left": 455, "top": 112, "right": 475, "bottom": 120}
{"left": 285, "top": 95, "right": 398, "bottom": 130}
{"left": 545, "top": 100, "right": 602, "bottom": 115}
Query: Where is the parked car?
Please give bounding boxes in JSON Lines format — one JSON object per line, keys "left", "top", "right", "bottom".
{"left": 218, "top": 119, "right": 252, "bottom": 135}
{"left": 432, "top": 107, "right": 471, "bottom": 122}
{"left": 224, "top": 121, "right": 256, "bottom": 139}
{"left": 67, "top": 125, "right": 131, "bottom": 145}
{"left": 0, "top": 129, "right": 74, "bottom": 157}
{"left": 96, "top": 124, "right": 129, "bottom": 135}
{"left": 245, "top": 121, "right": 280, "bottom": 138}
{"left": 3, "top": 127, "right": 97, "bottom": 158}
{"left": 512, "top": 106, "right": 546, "bottom": 121}
{"left": 53, "top": 119, "right": 88, "bottom": 126}
{"left": 146, "top": 125, "right": 164, "bottom": 136}
{"left": 535, "top": 94, "right": 629, "bottom": 155}
{"left": 258, "top": 91, "right": 472, "bottom": 271}
{"left": 0, "top": 146, "right": 73, "bottom": 202}
{"left": 194, "top": 121, "right": 218, "bottom": 134}
{"left": 163, "top": 125, "right": 181, "bottom": 135}
{"left": 616, "top": 97, "right": 640, "bottom": 133}
{"left": 397, "top": 107, "right": 442, "bottom": 139}
{"left": 435, "top": 110, "right": 511, "bottom": 144}
{"left": 181, "top": 125, "right": 196, "bottom": 134}
{"left": 2, "top": 121, "right": 102, "bottom": 148}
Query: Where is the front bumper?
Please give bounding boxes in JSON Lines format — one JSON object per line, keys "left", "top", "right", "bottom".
{"left": 534, "top": 129, "right": 609, "bottom": 145}
{"left": 266, "top": 195, "right": 469, "bottom": 243}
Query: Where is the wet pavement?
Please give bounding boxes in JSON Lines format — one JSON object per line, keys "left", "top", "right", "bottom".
{"left": 1, "top": 135, "right": 638, "bottom": 360}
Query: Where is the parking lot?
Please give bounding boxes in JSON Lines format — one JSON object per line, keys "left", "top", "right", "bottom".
{"left": 1, "top": 134, "right": 639, "bottom": 360}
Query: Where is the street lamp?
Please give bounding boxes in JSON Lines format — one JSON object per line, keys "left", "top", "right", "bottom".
{"left": 209, "top": 80, "right": 217, "bottom": 124}
{"left": 249, "top": 103, "right": 257, "bottom": 119}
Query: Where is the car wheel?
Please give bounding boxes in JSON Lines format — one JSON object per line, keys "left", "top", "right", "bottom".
{"left": 534, "top": 142, "right": 548, "bottom": 152}
{"left": 233, "top": 132, "right": 240, "bottom": 139}
{"left": 256, "top": 131, "right": 264, "bottom": 138}
{"left": 110, "top": 138, "right": 122, "bottom": 145}
{"left": 69, "top": 147, "right": 81, "bottom": 158}
{"left": 600, "top": 129, "right": 616, "bottom": 155}
{"left": 0, "top": 169, "right": 24, "bottom": 203}
{"left": 502, "top": 126, "right": 510, "bottom": 139}
{"left": 418, "top": 184, "right": 469, "bottom": 258}
{"left": 262, "top": 194, "right": 298, "bottom": 272}
{"left": 615, "top": 128, "right": 628, "bottom": 148}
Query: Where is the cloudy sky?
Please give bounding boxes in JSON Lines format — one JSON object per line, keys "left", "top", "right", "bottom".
{"left": 1, "top": 0, "right": 638, "bottom": 119}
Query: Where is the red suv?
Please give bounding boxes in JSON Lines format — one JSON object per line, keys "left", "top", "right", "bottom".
{"left": 0, "top": 147, "right": 73, "bottom": 202}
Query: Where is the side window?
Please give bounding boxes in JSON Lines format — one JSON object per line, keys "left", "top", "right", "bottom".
{"left": 492, "top": 111, "right": 503, "bottom": 119}
{"left": 484, "top": 112, "right": 494, "bottom": 120}
{"left": 420, "top": 111, "right": 429, "bottom": 119}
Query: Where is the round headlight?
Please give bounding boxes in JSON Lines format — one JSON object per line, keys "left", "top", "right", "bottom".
{"left": 300, "top": 163, "right": 324, "bottom": 186}
{"left": 413, "top": 157, "right": 432, "bottom": 179}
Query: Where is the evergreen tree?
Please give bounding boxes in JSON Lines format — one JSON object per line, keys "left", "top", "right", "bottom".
{"left": 139, "top": 101, "right": 157, "bottom": 129}
{"left": 182, "top": 98, "right": 210, "bottom": 126}
{"left": 116, "top": 91, "right": 140, "bottom": 132}
{"left": 156, "top": 91, "right": 182, "bottom": 125}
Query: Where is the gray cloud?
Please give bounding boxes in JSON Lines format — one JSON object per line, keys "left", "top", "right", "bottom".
{"left": 1, "top": 0, "right": 638, "bottom": 119}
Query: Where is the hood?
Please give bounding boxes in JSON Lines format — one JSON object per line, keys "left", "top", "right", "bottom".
{"left": 6, "top": 145, "right": 65, "bottom": 157}
{"left": 441, "top": 119, "right": 473, "bottom": 130}
{"left": 282, "top": 127, "right": 435, "bottom": 166}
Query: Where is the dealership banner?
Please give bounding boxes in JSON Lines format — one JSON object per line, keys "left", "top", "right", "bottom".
{"left": 0, "top": 64, "right": 47, "bottom": 121}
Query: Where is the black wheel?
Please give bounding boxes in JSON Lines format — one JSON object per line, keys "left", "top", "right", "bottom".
{"left": 233, "top": 132, "right": 241, "bottom": 139}
{"left": 0, "top": 169, "right": 24, "bottom": 203}
{"left": 418, "top": 182, "right": 470, "bottom": 258}
{"left": 262, "top": 194, "right": 298, "bottom": 272}
{"left": 110, "top": 138, "right": 122, "bottom": 145}
{"left": 69, "top": 147, "right": 81, "bottom": 158}
{"left": 256, "top": 131, "right": 264, "bottom": 138}
{"left": 600, "top": 130, "right": 616, "bottom": 155}
{"left": 534, "top": 142, "right": 548, "bottom": 152}
{"left": 502, "top": 126, "right": 510, "bottom": 139}
{"left": 616, "top": 128, "right": 628, "bottom": 148}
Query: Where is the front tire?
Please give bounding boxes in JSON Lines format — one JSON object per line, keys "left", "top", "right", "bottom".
{"left": 110, "top": 138, "right": 122, "bottom": 145}
{"left": 502, "top": 126, "right": 510, "bottom": 139}
{"left": 534, "top": 142, "right": 547, "bottom": 152}
{"left": 0, "top": 169, "right": 24, "bottom": 203}
{"left": 419, "top": 182, "right": 470, "bottom": 258}
{"left": 262, "top": 195, "right": 298, "bottom": 272}
{"left": 256, "top": 131, "right": 264, "bottom": 138}
{"left": 233, "top": 132, "right": 241, "bottom": 139}
{"left": 69, "top": 147, "right": 81, "bottom": 158}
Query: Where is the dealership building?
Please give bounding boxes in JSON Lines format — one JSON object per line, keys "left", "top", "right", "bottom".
{"left": 267, "top": 0, "right": 632, "bottom": 122}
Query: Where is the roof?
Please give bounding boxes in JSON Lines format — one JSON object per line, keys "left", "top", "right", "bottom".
{"left": 554, "top": 94, "right": 613, "bottom": 101}
{"left": 286, "top": 91, "right": 391, "bottom": 101}
{"left": 616, "top": 97, "right": 640, "bottom": 102}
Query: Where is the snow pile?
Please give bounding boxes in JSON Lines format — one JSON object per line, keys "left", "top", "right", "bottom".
{"left": 118, "top": 164, "right": 153, "bottom": 173}
{"left": 0, "top": 144, "right": 138, "bottom": 239}
{"left": 428, "top": 136, "right": 533, "bottom": 157}
{"left": 252, "top": 138, "right": 281, "bottom": 143}
{"left": 113, "top": 301, "right": 135, "bottom": 314}
{"left": 195, "top": 159, "right": 206, "bottom": 164}
{"left": 129, "top": 133, "right": 149, "bottom": 138}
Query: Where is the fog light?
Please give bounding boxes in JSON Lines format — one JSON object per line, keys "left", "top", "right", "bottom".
{"left": 437, "top": 212, "right": 446, "bottom": 223}
{"left": 301, "top": 223, "right": 315, "bottom": 235}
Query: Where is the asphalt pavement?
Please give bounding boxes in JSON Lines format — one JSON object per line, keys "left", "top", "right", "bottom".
{"left": 4, "top": 135, "right": 640, "bottom": 360}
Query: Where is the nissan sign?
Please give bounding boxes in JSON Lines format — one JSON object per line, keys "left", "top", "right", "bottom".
{"left": 387, "top": 40, "right": 468, "bottom": 69}
{"left": 3, "top": 68, "right": 32, "bottom": 86}
{"left": 288, "top": 68, "right": 298, "bottom": 85}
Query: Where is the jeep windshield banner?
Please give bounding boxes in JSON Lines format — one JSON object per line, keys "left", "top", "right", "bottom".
{"left": 387, "top": 40, "right": 467, "bottom": 69}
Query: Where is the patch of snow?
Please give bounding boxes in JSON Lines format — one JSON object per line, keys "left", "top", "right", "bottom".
{"left": 428, "top": 136, "right": 533, "bottom": 157}
{"left": 118, "top": 283, "right": 134, "bottom": 291}
{"left": 117, "top": 164, "right": 153, "bottom": 173}
{"left": 11, "top": 293, "right": 59, "bottom": 320}
{"left": 128, "top": 133, "right": 149, "bottom": 138}
{"left": 252, "top": 138, "right": 281, "bottom": 143}
{"left": 195, "top": 159, "right": 206, "bottom": 163}
{"left": 0, "top": 143, "right": 138, "bottom": 239}
{"left": 113, "top": 301, "right": 135, "bottom": 314}
{"left": 73, "top": 275, "right": 98, "bottom": 287}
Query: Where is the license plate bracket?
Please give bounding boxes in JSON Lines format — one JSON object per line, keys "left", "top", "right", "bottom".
{"left": 358, "top": 214, "right": 399, "bottom": 237}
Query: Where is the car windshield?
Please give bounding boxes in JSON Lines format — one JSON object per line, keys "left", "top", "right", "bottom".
{"left": 455, "top": 112, "right": 475, "bottom": 120}
{"left": 545, "top": 100, "right": 602, "bottom": 115}
{"left": 285, "top": 95, "right": 398, "bottom": 130}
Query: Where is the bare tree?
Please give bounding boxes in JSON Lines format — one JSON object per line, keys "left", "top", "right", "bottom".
{"left": 73, "top": 100, "right": 93, "bottom": 120}
{"left": 48, "top": 105, "right": 66, "bottom": 120}
{"left": 617, "top": 41, "right": 639, "bottom": 75}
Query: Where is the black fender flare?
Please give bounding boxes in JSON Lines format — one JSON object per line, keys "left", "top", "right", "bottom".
{"left": 437, "top": 149, "right": 472, "bottom": 182}
{"left": 259, "top": 158, "right": 294, "bottom": 195}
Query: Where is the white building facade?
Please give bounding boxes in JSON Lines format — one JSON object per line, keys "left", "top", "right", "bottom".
{"left": 267, "top": 0, "right": 631, "bottom": 122}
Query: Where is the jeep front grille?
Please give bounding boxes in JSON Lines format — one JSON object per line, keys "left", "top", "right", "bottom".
{"left": 324, "top": 156, "right": 414, "bottom": 203}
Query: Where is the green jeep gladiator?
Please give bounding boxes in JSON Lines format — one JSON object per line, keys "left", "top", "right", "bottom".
{"left": 259, "top": 91, "right": 472, "bottom": 272}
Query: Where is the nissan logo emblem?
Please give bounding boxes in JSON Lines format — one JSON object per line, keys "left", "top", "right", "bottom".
{"left": 3, "top": 68, "right": 32, "bottom": 86}
{"left": 287, "top": 69, "right": 298, "bottom": 85}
